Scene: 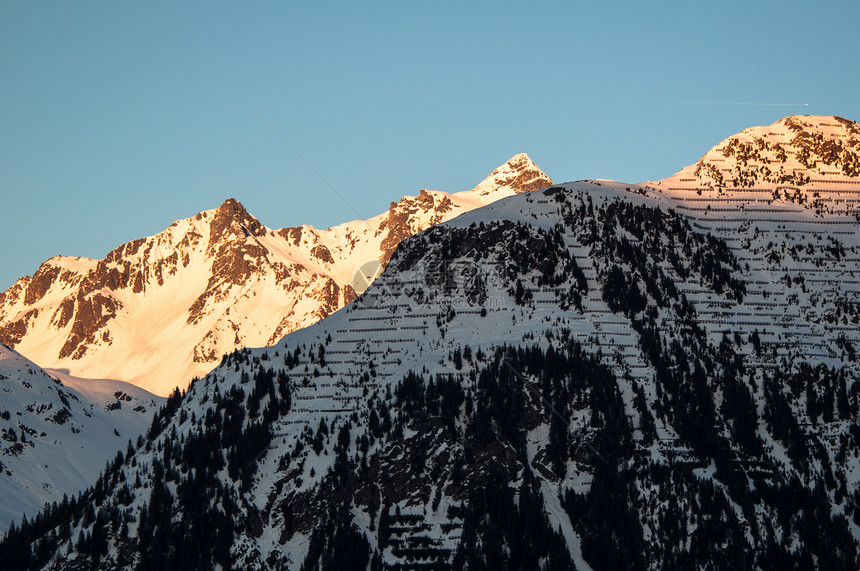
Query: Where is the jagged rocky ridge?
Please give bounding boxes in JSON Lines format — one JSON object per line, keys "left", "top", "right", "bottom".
{"left": 6, "top": 141, "right": 860, "bottom": 570}
{"left": 0, "top": 154, "right": 551, "bottom": 396}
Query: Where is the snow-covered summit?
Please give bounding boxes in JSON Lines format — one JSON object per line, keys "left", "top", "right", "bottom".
{"left": 471, "top": 152, "right": 551, "bottom": 198}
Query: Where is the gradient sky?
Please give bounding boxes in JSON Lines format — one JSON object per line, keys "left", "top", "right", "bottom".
{"left": 2, "top": 1, "right": 859, "bottom": 290}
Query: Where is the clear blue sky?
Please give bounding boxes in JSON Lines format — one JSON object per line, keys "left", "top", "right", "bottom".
{"left": 2, "top": 1, "right": 858, "bottom": 290}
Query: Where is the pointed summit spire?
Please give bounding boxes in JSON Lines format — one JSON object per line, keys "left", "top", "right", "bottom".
{"left": 208, "top": 197, "right": 265, "bottom": 246}
{"left": 472, "top": 153, "right": 553, "bottom": 197}
{"left": 504, "top": 152, "right": 538, "bottom": 169}
{"left": 215, "top": 197, "right": 250, "bottom": 219}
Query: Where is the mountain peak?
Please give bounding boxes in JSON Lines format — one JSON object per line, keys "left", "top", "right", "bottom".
{"left": 209, "top": 197, "right": 264, "bottom": 242}
{"left": 651, "top": 114, "right": 860, "bottom": 193}
{"left": 504, "top": 152, "right": 537, "bottom": 168}
{"left": 215, "top": 197, "right": 251, "bottom": 220}
{"left": 472, "top": 153, "right": 553, "bottom": 197}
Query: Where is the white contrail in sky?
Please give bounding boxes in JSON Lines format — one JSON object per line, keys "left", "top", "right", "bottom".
{"left": 547, "top": 111, "right": 604, "bottom": 168}
{"left": 667, "top": 100, "right": 809, "bottom": 107}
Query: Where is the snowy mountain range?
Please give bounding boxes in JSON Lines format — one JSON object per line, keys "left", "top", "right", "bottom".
{"left": 0, "top": 344, "right": 161, "bottom": 534}
{"left": 4, "top": 115, "right": 860, "bottom": 569}
{"left": 0, "top": 154, "right": 551, "bottom": 396}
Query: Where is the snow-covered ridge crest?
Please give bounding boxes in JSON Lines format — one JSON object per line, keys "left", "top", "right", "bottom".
{"left": 0, "top": 155, "right": 551, "bottom": 396}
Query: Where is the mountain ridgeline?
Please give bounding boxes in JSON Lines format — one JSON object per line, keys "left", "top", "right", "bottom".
{"left": 0, "top": 154, "right": 551, "bottom": 396}
{"left": 5, "top": 112, "right": 860, "bottom": 569}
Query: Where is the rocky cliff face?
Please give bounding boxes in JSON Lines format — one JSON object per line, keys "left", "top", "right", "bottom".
{"left": 0, "top": 155, "right": 551, "bottom": 396}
